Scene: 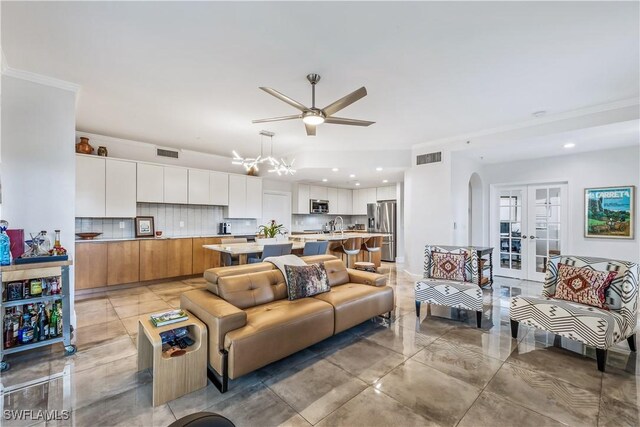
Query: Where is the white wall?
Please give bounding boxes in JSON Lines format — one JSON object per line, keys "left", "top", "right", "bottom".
{"left": 480, "top": 145, "right": 640, "bottom": 263}
{"left": 1, "top": 75, "right": 77, "bottom": 316}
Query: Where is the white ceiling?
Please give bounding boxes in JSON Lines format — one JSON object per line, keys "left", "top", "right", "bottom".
{"left": 3, "top": 1, "right": 638, "bottom": 164}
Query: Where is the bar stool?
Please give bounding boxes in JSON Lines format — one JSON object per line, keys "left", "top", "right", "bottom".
{"left": 334, "top": 237, "right": 363, "bottom": 268}
{"left": 361, "top": 236, "right": 383, "bottom": 262}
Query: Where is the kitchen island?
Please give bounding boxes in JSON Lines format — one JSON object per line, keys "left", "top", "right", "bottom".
{"left": 291, "top": 232, "right": 391, "bottom": 267}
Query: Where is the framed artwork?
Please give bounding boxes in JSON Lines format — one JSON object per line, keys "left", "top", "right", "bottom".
{"left": 585, "top": 186, "right": 635, "bottom": 239}
{"left": 135, "top": 216, "right": 155, "bottom": 238}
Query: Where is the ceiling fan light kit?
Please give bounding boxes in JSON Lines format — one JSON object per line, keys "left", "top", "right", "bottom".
{"left": 253, "top": 73, "right": 374, "bottom": 136}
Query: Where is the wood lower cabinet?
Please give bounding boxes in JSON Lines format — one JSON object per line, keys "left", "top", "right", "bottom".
{"left": 140, "top": 240, "right": 168, "bottom": 281}
{"left": 75, "top": 243, "right": 108, "bottom": 289}
{"left": 107, "top": 241, "right": 140, "bottom": 285}
{"left": 192, "top": 237, "right": 222, "bottom": 274}
{"left": 167, "top": 239, "right": 193, "bottom": 278}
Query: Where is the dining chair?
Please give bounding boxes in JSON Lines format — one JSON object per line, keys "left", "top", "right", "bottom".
{"left": 248, "top": 243, "right": 293, "bottom": 264}
{"left": 303, "top": 241, "right": 329, "bottom": 256}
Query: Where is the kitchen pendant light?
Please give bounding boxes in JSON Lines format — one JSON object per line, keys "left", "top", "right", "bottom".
{"left": 231, "top": 131, "right": 295, "bottom": 175}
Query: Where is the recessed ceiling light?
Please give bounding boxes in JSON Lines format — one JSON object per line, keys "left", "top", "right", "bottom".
{"left": 382, "top": 179, "right": 388, "bottom": 183}
{"left": 332, "top": 168, "right": 339, "bottom": 172}
{"left": 564, "top": 143, "right": 576, "bottom": 148}
{"left": 349, "top": 174, "right": 356, "bottom": 178}
{"left": 322, "top": 178, "right": 328, "bottom": 182}
{"left": 355, "top": 182, "right": 360, "bottom": 186}
{"left": 376, "top": 167, "right": 383, "bottom": 171}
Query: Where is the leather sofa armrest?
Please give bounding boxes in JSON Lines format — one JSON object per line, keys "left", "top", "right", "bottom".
{"left": 181, "top": 289, "right": 247, "bottom": 373}
{"left": 346, "top": 268, "right": 388, "bottom": 287}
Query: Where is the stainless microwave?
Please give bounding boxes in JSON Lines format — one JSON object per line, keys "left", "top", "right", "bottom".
{"left": 310, "top": 199, "right": 329, "bottom": 214}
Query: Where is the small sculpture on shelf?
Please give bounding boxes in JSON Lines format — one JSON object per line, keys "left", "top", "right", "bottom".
{"left": 22, "top": 231, "right": 51, "bottom": 258}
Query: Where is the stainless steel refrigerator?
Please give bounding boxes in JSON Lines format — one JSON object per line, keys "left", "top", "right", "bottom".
{"left": 367, "top": 201, "right": 396, "bottom": 262}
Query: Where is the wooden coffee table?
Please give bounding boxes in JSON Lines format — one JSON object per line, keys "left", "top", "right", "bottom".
{"left": 137, "top": 310, "right": 207, "bottom": 406}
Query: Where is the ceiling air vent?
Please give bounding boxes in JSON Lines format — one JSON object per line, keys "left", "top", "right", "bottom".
{"left": 416, "top": 151, "right": 442, "bottom": 165}
{"left": 156, "top": 147, "right": 179, "bottom": 159}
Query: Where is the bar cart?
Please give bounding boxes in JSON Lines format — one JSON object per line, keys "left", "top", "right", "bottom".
{"left": 0, "top": 259, "right": 75, "bottom": 371}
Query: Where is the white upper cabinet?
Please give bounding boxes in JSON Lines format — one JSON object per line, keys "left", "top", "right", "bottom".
{"left": 337, "top": 188, "right": 352, "bottom": 215}
{"left": 327, "top": 188, "right": 338, "bottom": 214}
{"left": 351, "top": 187, "right": 377, "bottom": 215}
{"left": 245, "top": 176, "right": 263, "bottom": 219}
{"left": 352, "top": 189, "right": 361, "bottom": 215}
{"left": 376, "top": 185, "right": 396, "bottom": 201}
{"left": 164, "top": 167, "right": 188, "bottom": 204}
{"left": 188, "top": 169, "right": 210, "bottom": 205}
{"left": 365, "top": 188, "right": 377, "bottom": 206}
{"left": 76, "top": 155, "right": 106, "bottom": 217}
{"left": 105, "top": 159, "right": 136, "bottom": 217}
{"left": 292, "top": 184, "right": 310, "bottom": 214}
{"left": 210, "top": 171, "right": 229, "bottom": 206}
{"left": 310, "top": 185, "right": 328, "bottom": 201}
{"left": 137, "top": 163, "right": 164, "bottom": 203}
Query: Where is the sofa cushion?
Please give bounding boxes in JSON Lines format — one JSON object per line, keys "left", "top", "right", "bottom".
{"left": 322, "top": 259, "right": 350, "bottom": 286}
{"left": 224, "top": 298, "right": 334, "bottom": 378}
{"left": 285, "top": 263, "right": 331, "bottom": 300}
{"left": 205, "top": 263, "right": 273, "bottom": 294}
{"left": 554, "top": 263, "right": 617, "bottom": 309}
{"left": 217, "top": 270, "right": 287, "bottom": 309}
{"left": 313, "top": 283, "right": 394, "bottom": 333}
{"left": 431, "top": 251, "right": 467, "bottom": 282}
{"left": 511, "top": 295, "right": 625, "bottom": 349}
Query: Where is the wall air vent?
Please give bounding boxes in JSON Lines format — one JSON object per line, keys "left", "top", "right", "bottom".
{"left": 156, "top": 148, "right": 179, "bottom": 159}
{"left": 416, "top": 151, "right": 442, "bottom": 165}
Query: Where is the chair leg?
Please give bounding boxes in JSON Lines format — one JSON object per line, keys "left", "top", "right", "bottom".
{"left": 596, "top": 348, "right": 608, "bottom": 372}
{"left": 476, "top": 311, "right": 482, "bottom": 328}
{"left": 510, "top": 319, "right": 519, "bottom": 339}
{"left": 628, "top": 334, "right": 637, "bottom": 352}
{"left": 415, "top": 301, "right": 421, "bottom": 317}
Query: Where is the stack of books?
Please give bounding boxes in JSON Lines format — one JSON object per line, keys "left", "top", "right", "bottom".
{"left": 150, "top": 309, "right": 188, "bottom": 327}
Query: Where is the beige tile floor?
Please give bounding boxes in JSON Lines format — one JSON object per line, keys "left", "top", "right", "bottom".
{"left": 2, "top": 265, "right": 640, "bottom": 427}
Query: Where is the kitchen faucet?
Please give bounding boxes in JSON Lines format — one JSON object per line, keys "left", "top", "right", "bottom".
{"left": 334, "top": 216, "right": 344, "bottom": 237}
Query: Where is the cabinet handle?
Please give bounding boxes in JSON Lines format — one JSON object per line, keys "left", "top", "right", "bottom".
{"left": 529, "top": 235, "right": 536, "bottom": 239}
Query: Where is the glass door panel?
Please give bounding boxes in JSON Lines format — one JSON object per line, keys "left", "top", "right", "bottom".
{"left": 494, "top": 187, "right": 526, "bottom": 278}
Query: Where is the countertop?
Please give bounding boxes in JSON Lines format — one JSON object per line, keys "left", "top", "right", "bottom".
{"left": 74, "top": 233, "right": 256, "bottom": 243}
{"left": 290, "top": 232, "right": 390, "bottom": 241}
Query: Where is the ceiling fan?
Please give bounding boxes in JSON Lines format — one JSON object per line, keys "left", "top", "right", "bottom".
{"left": 252, "top": 74, "right": 374, "bottom": 136}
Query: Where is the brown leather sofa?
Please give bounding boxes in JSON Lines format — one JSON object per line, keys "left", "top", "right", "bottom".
{"left": 181, "top": 255, "right": 394, "bottom": 392}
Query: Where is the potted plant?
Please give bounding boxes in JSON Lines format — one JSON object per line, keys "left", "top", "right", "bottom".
{"left": 256, "top": 220, "right": 285, "bottom": 244}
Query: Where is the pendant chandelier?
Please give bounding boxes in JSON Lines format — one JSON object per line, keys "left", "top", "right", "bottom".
{"left": 231, "top": 131, "right": 296, "bottom": 175}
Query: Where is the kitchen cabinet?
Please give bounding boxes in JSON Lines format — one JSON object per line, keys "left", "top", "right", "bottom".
{"left": 192, "top": 237, "right": 222, "bottom": 274}
{"left": 352, "top": 189, "right": 362, "bottom": 215}
{"left": 327, "top": 188, "right": 338, "bottom": 214}
{"left": 137, "top": 163, "right": 164, "bottom": 203}
{"left": 167, "top": 238, "right": 193, "bottom": 277}
{"left": 365, "top": 188, "right": 377, "bottom": 206}
{"left": 106, "top": 159, "right": 137, "bottom": 217}
{"left": 140, "top": 239, "right": 168, "bottom": 281}
{"left": 164, "top": 167, "right": 188, "bottom": 204}
{"left": 225, "top": 175, "right": 262, "bottom": 218}
{"left": 210, "top": 172, "right": 229, "bottom": 206}
{"left": 75, "top": 243, "right": 108, "bottom": 289}
{"left": 246, "top": 176, "right": 263, "bottom": 219}
{"left": 107, "top": 240, "right": 140, "bottom": 285}
{"left": 76, "top": 155, "right": 106, "bottom": 217}
{"left": 376, "top": 185, "right": 396, "bottom": 201}
{"left": 292, "top": 184, "right": 310, "bottom": 214}
{"left": 352, "top": 188, "right": 377, "bottom": 215}
{"left": 337, "top": 188, "right": 353, "bottom": 215}
{"left": 188, "top": 169, "right": 210, "bottom": 205}
{"left": 310, "top": 185, "right": 328, "bottom": 201}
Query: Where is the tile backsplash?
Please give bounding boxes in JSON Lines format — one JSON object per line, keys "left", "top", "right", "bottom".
{"left": 76, "top": 203, "right": 257, "bottom": 239}
{"left": 291, "top": 214, "right": 368, "bottom": 232}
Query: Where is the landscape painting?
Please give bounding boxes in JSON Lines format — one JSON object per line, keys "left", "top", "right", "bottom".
{"left": 585, "top": 186, "right": 635, "bottom": 239}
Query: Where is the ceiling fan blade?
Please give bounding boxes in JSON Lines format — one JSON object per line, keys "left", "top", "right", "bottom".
{"left": 305, "top": 123, "right": 316, "bottom": 136}
{"left": 252, "top": 114, "right": 301, "bottom": 124}
{"left": 324, "top": 117, "right": 375, "bottom": 126}
{"left": 322, "top": 87, "right": 367, "bottom": 117}
{"left": 259, "top": 87, "right": 309, "bottom": 112}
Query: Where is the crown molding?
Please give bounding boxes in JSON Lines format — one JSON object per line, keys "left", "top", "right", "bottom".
{"left": 412, "top": 97, "right": 640, "bottom": 150}
{"left": 2, "top": 66, "right": 80, "bottom": 93}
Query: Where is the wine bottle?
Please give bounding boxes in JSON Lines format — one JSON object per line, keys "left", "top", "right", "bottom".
{"left": 49, "top": 304, "right": 58, "bottom": 338}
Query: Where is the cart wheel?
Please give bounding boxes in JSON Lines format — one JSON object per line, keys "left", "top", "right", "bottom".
{"left": 64, "top": 345, "right": 77, "bottom": 356}
{"left": 0, "top": 361, "right": 10, "bottom": 372}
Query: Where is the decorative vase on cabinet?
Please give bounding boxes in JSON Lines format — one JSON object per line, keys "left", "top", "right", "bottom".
{"left": 97, "top": 146, "right": 108, "bottom": 157}
{"left": 76, "top": 137, "right": 94, "bottom": 154}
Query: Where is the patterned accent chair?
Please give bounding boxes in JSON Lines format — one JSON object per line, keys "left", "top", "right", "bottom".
{"left": 510, "top": 255, "right": 639, "bottom": 372}
{"left": 415, "top": 245, "right": 483, "bottom": 328}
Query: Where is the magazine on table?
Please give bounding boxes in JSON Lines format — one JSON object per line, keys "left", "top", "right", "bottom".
{"left": 150, "top": 309, "right": 188, "bottom": 327}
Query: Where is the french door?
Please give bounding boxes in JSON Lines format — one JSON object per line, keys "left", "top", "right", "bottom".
{"left": 493, "top": 183, "right": 568, "bottom": 281}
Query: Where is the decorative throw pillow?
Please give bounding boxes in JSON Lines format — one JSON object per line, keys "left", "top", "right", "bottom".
{"left": 431, "top": 251, "right": 467, "bottom": 282}
{"left": 284, "top": 263, "right": 331, "bottom": 301}
{"left": 554, "top": 263, "right": 617, "bottom": 309}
